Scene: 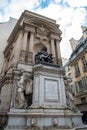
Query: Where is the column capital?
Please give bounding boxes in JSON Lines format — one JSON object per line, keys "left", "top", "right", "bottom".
{"left": 56, "top": 37, "right": 62, "bottom": 43}
{"left": 50, "top": 33, "right": 62, "bottom": 42}
{"left": 24, "top": 26, "right": 35, "bottom": 33}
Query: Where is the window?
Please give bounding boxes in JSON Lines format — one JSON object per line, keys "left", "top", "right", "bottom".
{"left": 82, "top": 56, "right": 87, "bottom": 72}
{"left": 74, "top": 63, "right": 80, "bottom": 77}
{"left": 78, "top": 80, "right": 84, "bottom": 93}
{"left": 81, "top": 77, "right": 87, "bottom": 90}
{"left": 76, "top": 77, "right": 87, "bottom": 94}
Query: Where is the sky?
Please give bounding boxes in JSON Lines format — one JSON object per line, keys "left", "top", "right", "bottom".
{"left": 0, "top": 0, "right": 87, "bottom": 59}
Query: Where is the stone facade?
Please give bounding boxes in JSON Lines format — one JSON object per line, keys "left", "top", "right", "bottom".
{"left": 0, "top": 10, "right": 84, "bottom": 130}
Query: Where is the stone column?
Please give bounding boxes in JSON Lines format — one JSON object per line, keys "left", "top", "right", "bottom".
{"left": 50, "top": 38, "right": 56, "bottom": 63}
{"left": 22, "top": 30, "right": 28, "bottom": 51}
{"left": 27, "top": 32, "right": 34, "bottom": 64}
{"left": 13, "top": 30, "right": 23, "bottom": 65}
{"left": 29, "top": 32, "right": 34, "bottom": 52}
{"left": 56, "top": 40, "right": 62, "bottom": 66}
{"left": 20, "top": 30, "right": 28, "bottom": 62}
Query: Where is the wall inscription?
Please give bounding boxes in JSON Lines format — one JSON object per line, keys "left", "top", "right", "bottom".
{"left": 45, "top": 79, "right": 59, "bottom": 101}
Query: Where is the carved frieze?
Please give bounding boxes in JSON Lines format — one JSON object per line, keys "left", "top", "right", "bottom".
{"left": 36, "top": 25, "right": 49, "bottom": 41}
{"left": 36, "top": 25, "right": 49, "bottom": 36}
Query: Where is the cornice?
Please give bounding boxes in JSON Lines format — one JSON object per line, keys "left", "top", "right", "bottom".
{"left": 69, "top": 47, "right": 87, "bottom": 66}
{"left": 23, "top": 10, "right": 56, "bottom": 24}
{"left": 33, "top": 64, "right": 64, "bottom": 75}
{"left": 23, "top": 11, "right": 62, "bottom": 35}
{"left": 6, "top": 10, "right": 62, "bottom": 46}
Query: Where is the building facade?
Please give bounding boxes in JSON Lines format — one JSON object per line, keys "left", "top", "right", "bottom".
{"left": 0, "top": 10, "right": 63, "bottom": 129}
{"left": 0, "top": 10, "right": 85, "bottom": 130}
{"left": 69, "top": 26, "right": 87, "bottom": 124}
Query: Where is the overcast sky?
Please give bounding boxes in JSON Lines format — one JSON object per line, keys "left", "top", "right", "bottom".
{"left": 0, "top": 0, "right": 87, "bottom": 59}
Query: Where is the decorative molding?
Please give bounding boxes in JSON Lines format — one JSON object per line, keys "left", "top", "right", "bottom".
{"left": 30, "top": 118, "right": 37, "bottom": 126}
{"left": 36, "top": 25, "right": 49, "bottom": 36}
{"left": 69, "top": 48, "right": 87, "bottom": 66}
{"left": 33, "top": 64, "right": 64, "bottom": 75}
{"left": 24, "top": 26, "right": 35, "bottom": 33}
{"left": 50, "top": 33, "right": 61, "bottom": 41}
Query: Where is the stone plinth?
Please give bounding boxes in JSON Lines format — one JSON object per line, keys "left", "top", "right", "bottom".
{"left": 5, "top": 64, "right": 83, "bottom": 130}
{"left": 5, "top": 108, "right": 83, "bottom": 130}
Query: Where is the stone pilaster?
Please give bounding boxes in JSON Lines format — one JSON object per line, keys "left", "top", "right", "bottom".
{"left": 29, "top": 32, "right": 34, "bottom": 52}
{"left": 25, "top": 32, "right": 34, "bottom": 64}
{"left": 19, "top": 30, "right": 28, "bottom": 62}
{"left": 14, "top": 30, "right": 23, "bottom": 63}
{"left": 22, "top": 30, "right": 28, "bottom": 51}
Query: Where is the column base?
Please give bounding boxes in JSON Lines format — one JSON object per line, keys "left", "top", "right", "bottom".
{"left": 57, "top": 58, "right": 62, "bottom": 66}
{"left": 19, "top": 50, "right": 26, "bottom": 62}
{"left": 27, "top": 52, "right": 33, "bottom": 64}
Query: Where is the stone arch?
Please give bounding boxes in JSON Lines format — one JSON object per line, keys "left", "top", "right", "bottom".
{"left": 24, "top": 18, "right": 61, "bottom": 35}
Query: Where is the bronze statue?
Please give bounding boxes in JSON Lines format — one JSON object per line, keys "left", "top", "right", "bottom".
{"left": 35, "top": 46, "right": 53, "bottom": 64}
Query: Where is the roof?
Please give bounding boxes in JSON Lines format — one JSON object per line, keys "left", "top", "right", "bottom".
{"left": 69, "top": 37, "right": 87, "bottom": 62}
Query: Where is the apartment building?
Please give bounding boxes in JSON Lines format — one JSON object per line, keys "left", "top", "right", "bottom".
{"left": 69, "top": 26, "right": 87, "bottom": 124}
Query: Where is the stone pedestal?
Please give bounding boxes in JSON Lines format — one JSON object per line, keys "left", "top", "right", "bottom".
{"left": 5, "top": 64, "right": 83, "bottom": 130}
{"left": 32, "top": 64, "right": 66, "bottom": 109}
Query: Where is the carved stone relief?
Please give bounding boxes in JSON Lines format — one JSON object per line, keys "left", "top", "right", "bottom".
{"left": 15, "top": 73, "right": 33, "bottom": 109}
{"left": 65, "top": 82, "right": 78, "bottom": 112}
{"left": 36, "top": 25, "right": 49, "bottom": 36}
{"left": 36, "top": 25, "right": 49, "bottom": 43}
